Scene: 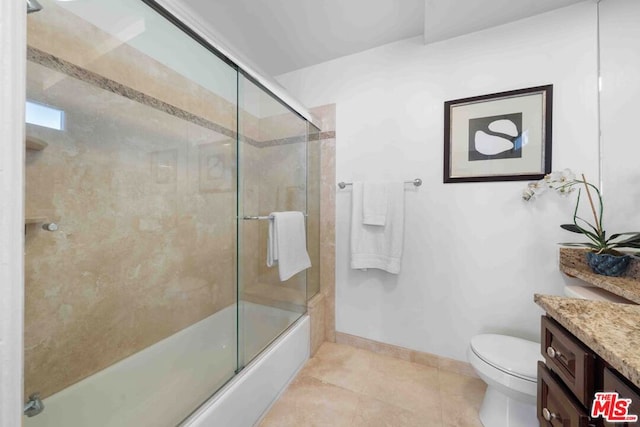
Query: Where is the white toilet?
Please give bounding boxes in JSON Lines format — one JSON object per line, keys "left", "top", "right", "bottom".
{"left": 468, "top": 334, "right": 543, "bottom": 427}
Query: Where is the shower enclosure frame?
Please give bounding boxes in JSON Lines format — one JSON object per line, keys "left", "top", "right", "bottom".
{"left": 139, "top": 0, "right": 320, "bottom": 127}
{"left": 7, "top": 0, "right": 321, "bottom": 425}
{"left": 1, "top": 0, "right": 27, "bottom": 424}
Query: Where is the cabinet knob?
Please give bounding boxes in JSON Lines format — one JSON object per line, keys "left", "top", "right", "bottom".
{"left": 546, "top": 346, "right": 561, "bottom": 358}
{"left": 542, "top": 407, "right": 557, "bottom": 421}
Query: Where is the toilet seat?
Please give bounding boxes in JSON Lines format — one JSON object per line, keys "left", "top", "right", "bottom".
{"left": 468, "top": 334, "right": 543, "bottom": 427}
{"left": 470, "top": 334, "right": 539, "bottom": 382}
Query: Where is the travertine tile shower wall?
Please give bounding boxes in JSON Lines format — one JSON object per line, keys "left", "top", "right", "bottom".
{"left": 307, "top": 133, "right": 322, "bottom": 299}
{"left": 306, "top": 104, "right": 336, "bottom": 355}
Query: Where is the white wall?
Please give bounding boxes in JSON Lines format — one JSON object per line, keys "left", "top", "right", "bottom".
{"left": 277, "top": 2, "right": 600, "bottom": 361}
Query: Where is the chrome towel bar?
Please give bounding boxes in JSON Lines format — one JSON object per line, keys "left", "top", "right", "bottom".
{"left": 242, "top": 215, "right": 274, "bottom": 220}
{"left": 337, "top": 178, "right": 422, "bottom": 189}
{"left": 240, "top": 214, "right": 308, "bottom": 220}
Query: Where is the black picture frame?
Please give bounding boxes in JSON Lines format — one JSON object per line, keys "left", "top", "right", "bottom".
{"left": 443, "top": 85, "right": 553, "bottom": 183}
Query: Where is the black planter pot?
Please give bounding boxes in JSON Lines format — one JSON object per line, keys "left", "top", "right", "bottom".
{"left": 585, "top": 252, "right": 631, "bottom": 277}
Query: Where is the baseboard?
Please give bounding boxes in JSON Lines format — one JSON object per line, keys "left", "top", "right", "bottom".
{"left": 335, "top": 332, "right": 478, "bottom": 378}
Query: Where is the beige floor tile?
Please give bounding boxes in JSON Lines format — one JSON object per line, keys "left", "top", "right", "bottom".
{"left": 258, "top": 375, "right": 360, "bottom": 427}
{"left": 352, "top": 395, "right": 441, "bottom": 427}
{"left": 260, "top": 342, "right": 485, "bottom": 427}
{"left": 440, "top": 396, "right": 484, "bottom": 427}
{"left": 300, "top": 342, "right": 376, "bottom": 394}
{"left": 361, "top": 354, "right": 442, "bottom": 418}
{"left": 438, "top": 370, "right": 486, "bottom": 403}
{"left": 258, "top": 396, "right": 299, "bottom": 426}
{"left": 438, "top": 370, "right": 485, "bottom": 427}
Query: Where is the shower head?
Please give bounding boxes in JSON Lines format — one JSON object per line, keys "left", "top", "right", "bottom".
{"left": 27, "top": 0, "right": 43, "bottom": 14}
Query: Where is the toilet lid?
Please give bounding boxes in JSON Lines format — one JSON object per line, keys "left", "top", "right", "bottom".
{"left": 470, "top": 334, "right": 540, "bottom": 380}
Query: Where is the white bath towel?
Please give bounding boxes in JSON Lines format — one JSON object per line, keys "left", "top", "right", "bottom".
{"left": 350, "top": 182, "right": 405, "bottom": 274}
{"left": 362, "top": 182, "right": 388, "bottom": 226}
{"left": 267, "top": 211, "right": 312, "bottom": 281}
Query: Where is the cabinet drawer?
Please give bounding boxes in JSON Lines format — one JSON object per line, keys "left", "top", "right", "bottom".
{"left": 602, "top": 367, "right": 640, "bottom": 427}
{"left": 542, "top": 316, "right": 595, "bottom": 406}
{"left": 538, "top": 362, "right": 591, "bottom": 427}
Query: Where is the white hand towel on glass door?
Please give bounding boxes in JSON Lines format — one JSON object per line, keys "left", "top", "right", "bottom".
{"left": 267, "top": 211, "right": 311, "bottom": 281}
{"left": 350, "top": 182, "right": 405, "bottom": 274}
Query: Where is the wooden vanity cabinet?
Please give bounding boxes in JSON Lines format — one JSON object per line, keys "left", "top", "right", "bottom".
{"left": 602, "top": 368, "right": 640, "bottom": 427}
{"left": 538, "top": 361, "right": 591, "bottom": 427}
{"left": 538, "top": 315, "right": 640, "bottom": 427}
{"left": 538, "top": 316, "right": 603, "bottom": 427}
{"left": 541, "top": 316, "right": 596, "bottom": 407}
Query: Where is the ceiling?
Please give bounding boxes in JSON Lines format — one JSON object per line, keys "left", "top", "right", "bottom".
{"left": 182, "top": 0, "right": 587, "bottom": 77}
{"left": 423, "top": 0, "right": 587, "bottom": 44}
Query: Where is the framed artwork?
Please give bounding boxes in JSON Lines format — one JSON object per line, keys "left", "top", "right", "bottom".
{"left": 443, "top": 85, "right": 553, "bottom": 183}
{"left": 198, "top": 141, "right": 235, "bottom": 193}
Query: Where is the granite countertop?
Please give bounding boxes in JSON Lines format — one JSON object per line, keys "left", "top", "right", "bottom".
{"left": 535, "top": 294, "right": 640, "bottom": 388}
{"left": 559, "top": 248, "right": 640, "bottom": 304}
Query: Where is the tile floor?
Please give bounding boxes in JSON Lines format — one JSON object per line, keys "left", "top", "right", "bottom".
{"left": 258, "top": 342, "right": 486, "bottom": 427}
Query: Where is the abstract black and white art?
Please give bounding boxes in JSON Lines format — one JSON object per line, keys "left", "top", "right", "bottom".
{"left": 468, "top": 113, "right": 523, "bottom": 161}
{"left": 444, "top": 85, "right": 552, "bottom": 183}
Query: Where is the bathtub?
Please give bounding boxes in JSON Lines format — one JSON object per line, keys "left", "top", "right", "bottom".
{"left": 25, "top": 302, "right": 310, "bottom": 427}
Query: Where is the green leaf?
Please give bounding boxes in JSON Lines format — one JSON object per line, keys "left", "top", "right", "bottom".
{"left": 615, "top": 233, "right": 640, "bottom": 245}
{"left": 566, "top": 221, "right": 602, "bottom": 246}
{"left": 609, "top": 232, "right": 640, "bottom": 240}
{"left": 574, "top": 215, "right": 600, "bottom": 235}
{"left": 570, "top": 191, "right": 602, "bottom": 246}
{"left": 560, "top": 224, "right": 583, "bottom": 233}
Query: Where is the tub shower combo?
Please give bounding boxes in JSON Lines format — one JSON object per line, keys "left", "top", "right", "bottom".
{"left": 23, "top": 0, "right": 321, "bottom": 425}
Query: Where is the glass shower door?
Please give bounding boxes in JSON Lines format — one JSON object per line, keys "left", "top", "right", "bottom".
{"left": 237, "top": 73, "right": 309, "bottom": 368}
{"left": 24, "top": 1, "right": 238, "bottom": 425}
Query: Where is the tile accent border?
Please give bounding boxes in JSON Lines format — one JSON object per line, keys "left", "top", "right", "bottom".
{"left": 28, "top": 47, "right": 318, "bottom": 148}
{"left": 312, "top": 131, "right": 336, "bottom": 141}
{"left": 27, "top": 46, "right": 239, "bottom": 140}
{"left": 259, "top": 131, "right": 335, "bottom": 148}
{"left": 335, "top": 332, "right": 478, "bottom": 378}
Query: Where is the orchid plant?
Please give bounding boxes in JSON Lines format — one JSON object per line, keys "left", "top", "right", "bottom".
{"left": 523, "top": 169, "right": 640, "bottom": 255}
